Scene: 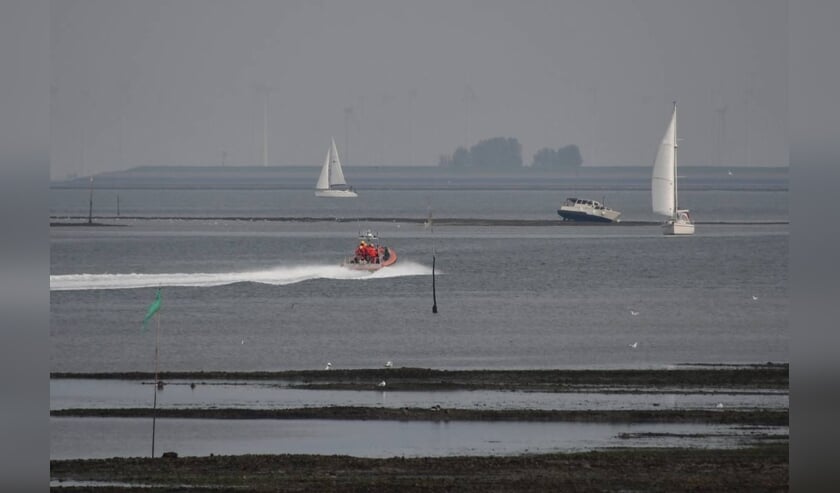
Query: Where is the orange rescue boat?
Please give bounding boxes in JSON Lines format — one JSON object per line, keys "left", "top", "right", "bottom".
{"left": 341, "top": 230, "right": 398, "bottom": 271}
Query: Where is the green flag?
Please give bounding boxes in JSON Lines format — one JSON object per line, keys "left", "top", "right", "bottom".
{"left": 142, "top": 289, "right": 162, "bottom": 330}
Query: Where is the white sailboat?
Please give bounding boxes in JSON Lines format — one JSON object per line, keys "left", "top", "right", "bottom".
{"left": 315, "top": 138, "right": 357, "bottom": 198}
{"left": 652, "top": 102, "right": 694, "bottom": 235}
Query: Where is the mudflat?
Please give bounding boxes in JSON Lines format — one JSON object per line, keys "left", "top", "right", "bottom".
{"left": 51, "top": 364, "right": 789, "bottom": 391}
{"left": 51, "top": 444, "right": 788, "bottom": 492}
{"left": 51, "top": 365, "right": 788, "bottom": 491}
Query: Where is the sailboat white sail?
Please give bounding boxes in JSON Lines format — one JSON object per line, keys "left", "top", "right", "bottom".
{"left": 315, "top": 138, "right": 357, "bottom": 197}
{"left": 652, "top": 102, "right": 694, "bottom": 235}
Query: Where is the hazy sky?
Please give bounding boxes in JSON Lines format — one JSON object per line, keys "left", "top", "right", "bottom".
{"left": 50, "top": 0, "right": 787, "bottom": 178}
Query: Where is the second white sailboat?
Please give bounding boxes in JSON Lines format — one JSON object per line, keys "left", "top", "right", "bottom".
{"left": 315, "top": 138, "right": 357, "bottom": 198}
{"left": 652, "top": 102, "right": 694, "bottom": 235}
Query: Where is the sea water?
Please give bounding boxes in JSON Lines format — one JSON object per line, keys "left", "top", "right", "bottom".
{"left": 51, "top": 379, "right": 789, "bottom": 412}
{"left": 49, "top": 173, "right": 788, "bottom": 460}
{"left": 50, "top": 417, "right": 786, "bottom": 460}
{"left": 50, "top": 183, "right": 787, "bottom": 372}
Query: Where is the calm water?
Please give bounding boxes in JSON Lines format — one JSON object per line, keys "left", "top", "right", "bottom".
{"left": 50, "top": 417, "right": 786, "bottom": 460}
{"left": 50, "top": 379, "right": 788, "bottom": 412}
{"left": 50, "top": 181, "right": 788, "bottom": 460}
{"left": 50, "top": 184, "right": 788, "bottom": 373}
{"left": 51, "top": 187, "right": 788, "bottom": 222}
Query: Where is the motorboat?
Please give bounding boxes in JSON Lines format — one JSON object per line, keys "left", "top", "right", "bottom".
{"left": 557, "top": 197, "right": 621, "bottom": 223}
{"left": 341, "top": 230, "right": 398, "bottom": 271}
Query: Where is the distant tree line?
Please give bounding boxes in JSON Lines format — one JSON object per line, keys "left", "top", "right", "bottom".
{"left": 439, "top": 137, "right": 582, "bottom": 169}
{"left": 531, "top": 145, "right": 583, "bottom": 169}
{"left": 438, "top": 137, "right": 522, "bottom": 169}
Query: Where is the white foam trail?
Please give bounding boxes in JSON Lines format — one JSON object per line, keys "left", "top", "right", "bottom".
{"left": 50, "top": 261, "right": 433, "bottom": 291}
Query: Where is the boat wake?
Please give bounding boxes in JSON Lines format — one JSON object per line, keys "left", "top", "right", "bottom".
{"left": 50, "top": 262, "right": 433, "bottom": 291}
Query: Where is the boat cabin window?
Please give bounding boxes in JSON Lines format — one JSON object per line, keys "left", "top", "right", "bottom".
{"left": 564, "top": 198, "right": 610, "bottom": 209}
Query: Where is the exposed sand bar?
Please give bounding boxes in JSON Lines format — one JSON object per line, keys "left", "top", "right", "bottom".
{"left": 51, "top": 365, "right": 789, "bottom": 392}
{"left": 51, "top": 406, "right": 788, "bottom": 426}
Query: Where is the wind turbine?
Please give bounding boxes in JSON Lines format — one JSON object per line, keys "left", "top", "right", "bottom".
{"left": 344, "top": 106, "right": 354, "bottom": 165}
{"left": 255, "top": 84, "right": 277, "bottom": 167}
{"left": 743, "top": 71, "right": 755, "bottom": 166}
{"left": 715, "top": 104, "right": 728, "bottom": 167}
{"left": 408, "top": 88, "right": 417, "bottom": 166}
{"left": 462, "top": 85, "right": 476, "bottom": 149}
{"left": 343, "top": 103, "right": 362, "bottom": 165}
{"left": 117, "top": 79, "right": 131, "bottom": 170}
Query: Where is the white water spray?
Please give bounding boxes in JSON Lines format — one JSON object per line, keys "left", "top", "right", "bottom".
{"left": 50, "top": 262, "right": 433, "bottom": 291}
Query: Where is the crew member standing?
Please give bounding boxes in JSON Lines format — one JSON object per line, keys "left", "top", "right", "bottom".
{"left": 355, "top": 241, "right": 367, "bottom": 262}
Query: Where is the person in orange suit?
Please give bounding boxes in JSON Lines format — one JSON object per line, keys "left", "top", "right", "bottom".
{"left": 355, "top": 241, "right": 367, "bottom": 262}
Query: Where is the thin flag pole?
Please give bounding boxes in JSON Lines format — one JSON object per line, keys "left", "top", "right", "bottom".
{"left": 142, "top": 288, "right": 162, "bottom": 458}
{"left": 155, "top": 308, "right": 160, "bottom": 388}
{"left": 152, "top": 310, "right": 160, "bottom": 458}
{"left": 432, "top": 254, "right": 438, "bottom": 314}
{"left": 429, "top": 201, "right": 438, "bottom": 314}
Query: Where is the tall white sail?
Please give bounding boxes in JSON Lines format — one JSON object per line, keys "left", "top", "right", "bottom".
{"left": 328, "top": 138, "right": 347, "bottom": 187}
{"left": 651, "top": 104, "right": 676, "bottom": 217}
{"left": 315, "top": 148, "right": 331, "bottom": 190}
{"left": 315, "top": 137, "right": 357, "bottom": 197}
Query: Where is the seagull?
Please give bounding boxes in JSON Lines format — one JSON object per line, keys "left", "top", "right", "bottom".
{"left": 325, "top": 362, "right": 332, "bottom": 370}
{"left": 716, "top": 403, "right": 724, "bottom": 409}
{"left": 241, "top": 339, "right": 245, "bottom": 345}
{"left": 629, "top": 342, "right": 638, "bottom": 349}
{"left": 629, "top": 310, "right": 640, "bottom": 316}
{"left": 751, "top": 295, "right": 759, "bottom": 301}
{"left": 727, "top": 170, "right": 733, "bottom": 176}
{"left": 385, "top": 360, "right": 393, "bottom": 368}
{"left": 377, "top": 380, "right": 387, "bottom": 387}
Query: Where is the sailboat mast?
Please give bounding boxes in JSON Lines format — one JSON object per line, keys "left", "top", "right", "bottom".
{"left": 329, "top": 143, "right": 335, "bottom": 182}
{"left": 262, "top": 90, "right": 269, "bottom": 167}
{"left": 672, "top": 101, "right": 678, "bottom": 216}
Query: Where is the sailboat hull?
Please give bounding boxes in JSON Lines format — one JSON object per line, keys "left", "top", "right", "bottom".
{"left": 315, "top": 189, "right": 358, "bottom": 198}
{"left": 662, "top": 221, "right": 695, "bottom": 235}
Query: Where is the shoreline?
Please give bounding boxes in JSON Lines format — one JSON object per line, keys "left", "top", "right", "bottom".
{"left": 51, "top": 365, "right": 788, "bottom": 490}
